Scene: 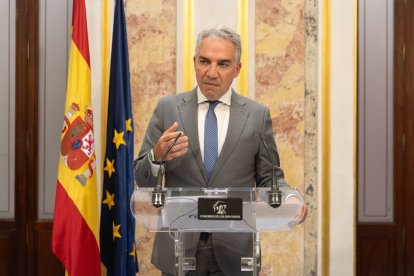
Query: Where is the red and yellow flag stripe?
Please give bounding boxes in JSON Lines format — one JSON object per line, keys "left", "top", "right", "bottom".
{"left": 52, "top": 0, "right": 100, "bottom": 275}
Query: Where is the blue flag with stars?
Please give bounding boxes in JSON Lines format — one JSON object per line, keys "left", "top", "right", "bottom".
{"left": 100, "top": 0, "right": 138, "bottom": 274}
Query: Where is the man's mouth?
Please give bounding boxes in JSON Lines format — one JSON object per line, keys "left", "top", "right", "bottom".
{"left": 204, "top": 82, "right": 219, "bottom": 86}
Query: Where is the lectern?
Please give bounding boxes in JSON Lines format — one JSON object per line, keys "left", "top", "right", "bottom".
{"left": 130, "top": 187, "right": 303, "bottom": 276}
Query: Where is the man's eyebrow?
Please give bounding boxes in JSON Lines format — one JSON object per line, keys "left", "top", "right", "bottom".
{"left": 218, "top": 59, "right": 232, "bottom": 63}
{"left": 198, "top": 56, "right": 232, "bottom": 63}
{"left": 198, "top": 55, "right": 210, "bottom": 61}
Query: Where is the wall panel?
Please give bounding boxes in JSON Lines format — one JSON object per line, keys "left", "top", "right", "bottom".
{"left": 0, "top": 228, "right": 16, "bottom": 276}
{"left": 33, "top": 223, "right": 64, "bottom": 275}
{"left": 357, "top": 224, "right": 396, "bottom": 275}
{"left": 0, "top": 0, "right": 15, "bottom": 219}
{"left": 358, "top": 0, "right": 394, "bottom": 222}
{"left": 37, "top": 0, "right": 72, "bottom": 219}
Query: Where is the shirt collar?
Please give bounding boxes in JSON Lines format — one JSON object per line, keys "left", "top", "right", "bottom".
{"left": 197, "top": 86, "right": 232, "bottom": 106}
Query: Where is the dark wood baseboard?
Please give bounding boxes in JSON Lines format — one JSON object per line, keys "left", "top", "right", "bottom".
{"left": 32, "top": 221, "right": 64, "bottom": 275}
{"left": 357, "top": 223, "right": 398, "bottom": 276}
{"left": 0, "top": 222, "right": 16, "bottom": 276}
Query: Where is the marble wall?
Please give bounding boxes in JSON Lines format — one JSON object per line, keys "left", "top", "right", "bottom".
{"left": 255, "top": 1, "right": 306, "bottom": 275}
{"left": 126, "top": 0, "right": 177, "bottom": 156}
{"left": 126, "top": 1, "right": 177, "bottom": 274}
{"left": 127, "top": 0, "right": 317, "bottom": 275}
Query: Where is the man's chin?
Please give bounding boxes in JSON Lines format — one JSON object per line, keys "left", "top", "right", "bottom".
{"left": 201, "top": 89, "right": 222, "bottom": 100}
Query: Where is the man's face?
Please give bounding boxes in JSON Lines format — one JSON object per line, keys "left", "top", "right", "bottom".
{"left": 194, "top": 37, "right": 241, "bottom": 100}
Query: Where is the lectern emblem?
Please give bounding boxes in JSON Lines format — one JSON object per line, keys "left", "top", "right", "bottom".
{"left": 213, "top": 200, "right": 227, "bottom": 215}
{"left": 198, "top": 198, "right": 242, "bottom": 220}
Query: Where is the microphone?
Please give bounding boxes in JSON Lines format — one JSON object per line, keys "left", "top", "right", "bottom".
{"left": 152, "top": 132, "right": 182, "bottom": 208}
{"left": 258, "top": 132, "right": 282, "bottom": 208}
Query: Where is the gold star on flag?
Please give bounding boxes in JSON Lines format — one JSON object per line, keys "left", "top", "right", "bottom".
{"left": 129, "top": 243, "right": 136, "bottom": 259}
{"left": 104, "top": 158, "right": 115, "bottom": 178}
{"left": 102, "top": 190, "right": 115, "bottom": 210}
{"left": 113, "top": 129, "right": 126, "bottom": 149}
{"left": 113, "top": 222, "right": 122, "bottom": 240}
{"left": 125, "top": 118, "right": 133, "bottom": 132}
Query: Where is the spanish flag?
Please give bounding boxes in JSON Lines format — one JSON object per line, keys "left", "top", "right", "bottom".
{"left": 52, "top": 0, "right": 101, "bottom": 275}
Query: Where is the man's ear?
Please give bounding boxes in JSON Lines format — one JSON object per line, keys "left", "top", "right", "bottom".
{"left": 234, "top": 62, "right": 242, "bottom": 78}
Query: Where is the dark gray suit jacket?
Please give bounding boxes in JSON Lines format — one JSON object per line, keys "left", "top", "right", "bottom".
{"left": 134, "top": 89, "right": 287, "bottom": 275}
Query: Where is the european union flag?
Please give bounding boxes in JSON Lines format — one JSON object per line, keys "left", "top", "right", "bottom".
{"left": 100, "top": 0, "right": 138, "bottom": 274}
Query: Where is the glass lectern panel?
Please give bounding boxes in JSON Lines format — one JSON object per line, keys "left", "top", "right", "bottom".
{"left": 131, "top": 187, "right": 304, "bottom": 276}
{"left": 130, "top": 187, "right": 303, "bottom": 233}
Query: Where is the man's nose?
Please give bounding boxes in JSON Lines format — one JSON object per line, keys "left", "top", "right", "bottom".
{"left": 206, "top": 64, "right": 218, "bottom": 78}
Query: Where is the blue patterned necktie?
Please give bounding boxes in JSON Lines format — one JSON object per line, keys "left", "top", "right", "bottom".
{"left": 204, "top": 100, "right": 220, "bottom": 180}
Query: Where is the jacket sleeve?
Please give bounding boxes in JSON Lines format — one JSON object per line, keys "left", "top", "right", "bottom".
{"left": 134, "top": 97, "right": 165, "bottom": 187}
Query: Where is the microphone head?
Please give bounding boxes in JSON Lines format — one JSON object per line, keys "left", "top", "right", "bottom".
{"left": 267, "top": 190, "right": 282, "bottom": 208}
{"left": 151, "top": 191, "right": 165, "bottom": 208}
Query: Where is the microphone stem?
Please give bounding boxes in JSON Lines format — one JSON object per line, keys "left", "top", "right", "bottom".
{"left": 152, "top": 132, "right": 181, "bottom": 208}
{"left": 155, "top": 163, "right": 164, "bottom": 192}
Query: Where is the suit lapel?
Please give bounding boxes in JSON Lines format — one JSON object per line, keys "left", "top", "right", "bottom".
{"left": 178, "top": 89, "right": 208, "bottom": 184}
{"left": 210, "top": 91, "right": 249, "bottom": 183}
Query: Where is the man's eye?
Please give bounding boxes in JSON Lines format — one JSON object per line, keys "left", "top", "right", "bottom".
{"left": 199, "top": 60, "right": 208, "bottom": 64}
{"left": 219, "top": 63, "right": 229, "bottom": 68}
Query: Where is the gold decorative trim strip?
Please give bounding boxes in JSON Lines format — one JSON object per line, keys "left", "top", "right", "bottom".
{"left": 237, "top": 0, "right": 249, "bottom": 97}
{"left": 353, "top": 0, "right": 358, "bottom": 274}
{"left": 182, "top": 0, "right": 195, "bottom": 91}
{"left": 101, "top": 0, "right": 110, "bottom": 179}
{"left": 322, "top": 0, "right": 331, "bottom": 275}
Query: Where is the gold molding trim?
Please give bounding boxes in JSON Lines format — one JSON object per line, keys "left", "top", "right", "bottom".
{"left": 353, "top": 0, "right": 358, "bottom": 274}
{"left": 237, "top": 0, "right": 249, "bottom": 97}
{"left": 182, "top": 0, "right": 195, "bottom": 91}
{"left": 101, "top": 0, "right": 110, "bottom": 185}
{"left": 322, "top": 0, "right": 331, "bottom": 275}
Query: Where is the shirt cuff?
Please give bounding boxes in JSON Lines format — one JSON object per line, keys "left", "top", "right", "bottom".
{"left": 147, "top": 149, "right": 161, "bottom": 176}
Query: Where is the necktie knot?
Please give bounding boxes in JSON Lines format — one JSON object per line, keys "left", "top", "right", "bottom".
{"left": 208, "top": 100, "right": 220, "bottom": 110}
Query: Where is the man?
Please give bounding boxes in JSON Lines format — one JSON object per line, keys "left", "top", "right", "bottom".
{"left": 135, "top": 27, "right": 306, "bottom": 276}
